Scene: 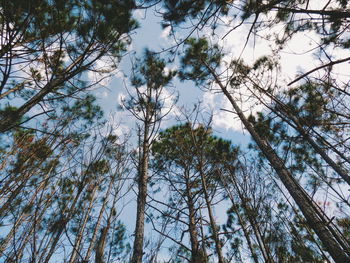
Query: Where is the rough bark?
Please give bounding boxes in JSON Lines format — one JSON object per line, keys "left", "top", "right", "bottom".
{"left": 184, "top": 170, "right": 204, "bottom": 263}
{"left": 95, "top": 227, "right": 108, "bottom": 263}
{"left": 198, "top": 168, "right": 225, "bottom": 263}
{"left": 131, "top": 108, "right": 150, "bottom": 263}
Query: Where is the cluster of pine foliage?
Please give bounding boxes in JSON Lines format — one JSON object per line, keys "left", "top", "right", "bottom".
{"left": 1, "top": 0, "right": 350, "bottom": 262}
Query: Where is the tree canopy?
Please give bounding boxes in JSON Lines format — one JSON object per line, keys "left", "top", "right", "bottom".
{"left": 1, "top": 0, "right": 350, "bottom": 262}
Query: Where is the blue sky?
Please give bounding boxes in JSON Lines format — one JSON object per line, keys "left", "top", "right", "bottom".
{"left": 93, "top": 8, "right": 252, "bottom": 148}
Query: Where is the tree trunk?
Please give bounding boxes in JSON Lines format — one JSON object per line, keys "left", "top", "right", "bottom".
{"left": 95, "top": 226, "right": 108, "bottom": 263}
{"left": 43, "top": 184, "right": 85, "bottom": 263}
{"left": 234, "top": 205, "right": 260, "bottom": 263}
{"left": 225, "top": 167, "right": 273, "bottom": 263}
{"left": 84, "top": 178, "right": 114, "bottom": 262}
{"left": 256, "top": 86, "right": 350, "bottom": 185}
{"left": 184, "top": 171, "right": 203, "bottom": 263}
{"left": 221, "top": 171, "right": 268, "bottom": 263}
{"left": 0, "top": 176, "right": 50, "bottom": 255}
{"left": 0, "top": 48, "right": 100, "bottom": 133}
{"left": 131, "top": 112, "right": 151, "bottom": 263}
{"left": 69, "top": 187, "right": 98, "bottom": 263}
{"left": 198, "top": 168, "right": 225, "bottom": 263}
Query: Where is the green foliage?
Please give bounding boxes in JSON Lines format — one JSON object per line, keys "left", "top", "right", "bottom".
{"left": 179, "top": 38, "right": 222, "bottom": 85}
{"left": 337, "top": 217, "right": 350, "bottom": 241}
{"left": 10, "top": 130, "right": 53, "bottom": 174}
{"left": 59, "top": 94, "right": 104, "bottom": 129}
{"left": 110, "top": 221, "right": 130, "bottom": 259}
{"left": 144, "top": 0, "right": 229, "bottom": 25}
{"left": 130, "top": 49, "right": 176, "bottom": 90}
{"left": 0, "top": 0, "right": 137, "bottom": 133}
{"left": 123, "top": 49, "right": 176, "bottom": 119}
{"left": 284, "top": 82, "right": 338, "bottom": 133}
{"left": 88, "top": 159, "right": 109, "bottom": 175}
{"left": 0, "top": 0, "right": 137, "bottom": 50}
{"left": 0, "top": 105, "right": 21, "bottom": 126}
{"left": 152, "top": 122, "right": 236, "bottom": 171}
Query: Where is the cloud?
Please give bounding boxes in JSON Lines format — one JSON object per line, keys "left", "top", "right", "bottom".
{"left": 160, "top": 26, "right": 171, "bottom": 39}
{"left": 133, "top": 9, "right": 145, "bottom": 20}
{"left": 159, "top": 87, "right": 180, "bottom": 122}
{"left": 87, "top": 58, "right": 114, "bottom": 88}
{"left": 202, "top": 91, "right": 243, "bottom": 132}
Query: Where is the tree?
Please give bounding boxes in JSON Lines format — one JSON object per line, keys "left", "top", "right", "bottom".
{"left": 0, "top": 107, "right": 132, "bottom": 262}
{"left": 123, "top": 50, "right": 176, "bottom": 263}
{"left": 178, "top": 37, "right": 350, "bottom": 262}
{"left": 222, "top": 155, "right": 328, "bottom": 262}
{"left": 0, "top": 0, "right": 137, "bottom": 133}
{"left": 151, "top": 120, "right": 238, "bottom": 263}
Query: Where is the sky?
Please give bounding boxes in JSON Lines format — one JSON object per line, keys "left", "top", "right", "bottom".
{"left": 92, "top": 7, "right": 256, "bottom": 147}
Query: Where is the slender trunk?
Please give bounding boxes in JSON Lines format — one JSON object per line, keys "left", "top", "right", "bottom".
{"left": 227, "top": 169, "right": 273, "bottom": 263}
{"left": 35, "top": 182, "right": 62, "bottom": 263}
{"left": 0, "top": 159, "right": 47, "bottom": 218}
{"left": 95, "top": 176, "right": 122, "bottom": 263}
{"left": 43, "top": 185, "right": 84, "bottom": 263}
{"left": 0, "top": 47, "right": 100, "bottom": 133}
{"left": 273, "top": 178, "right": 332, "bottom": 263}
{"left": 198, "top": 168, "right": 225, "bottom": 263}
{"left": 5, "top": 223, "right": 31, "bottom": 263}
{"left": 69, "top": 187, "right": 98, "bottom": 263}
{"left": 189, "top": 125, "right": 224, "bottom": 262}
{"left": 220, "top": 174, "right": 266, "bottom": 263}
{"left": 205, "top": 63, "right": 350, "bottom": 262}
{"left": 239, "top": 194, "right": 272, "bottom": 263}
{"left": 105, "top": 189, "right": 123, "bottom": 263}
{"left": 184, "top": 172, "right": 203, "bottom": 263}
{"left": 95, "top": 226, "right": 108, "bottom": 263}
{"left": 0, "top": 137, "right": 54, "bottom": 213}
{"left": 84, "top": 178, "right": 114, "bottom": 262}
{"left": 234, "top": 205, "right": 260, "bottom": 263}
{"left": 131, "top": 126, "right": 150, "bottom": 263}
{"left": 131, "top": 85, "right": 153, "bottom": 263}
{"left": 0, "top": 170, "right": 51, "bottom": 254}
{"left": 5, "top": 187, "right": 54, "bottom": 263}
{"left": 258, "top": 87, "right": 350, "bottom": 185}
{"left": 198, "top": 212, "right": 208, "bottom": 263}
{"left": 285, "top": 111, "right": 350, "bottom": 184}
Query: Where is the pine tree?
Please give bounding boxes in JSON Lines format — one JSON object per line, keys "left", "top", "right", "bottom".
{"left": 123, "top": 50, "right": 176, "bottom": 263}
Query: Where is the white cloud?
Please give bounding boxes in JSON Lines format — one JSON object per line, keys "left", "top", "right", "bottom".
{"left": 87, "top": 58, "right": 114, "bottom": 88}
{"left": 158, "top": 87, "right": 180, "bottom": 127}
{"left": 160, "top": 26, "right": 171, "bottom": 39}
{"left": 117, "top": 92, "right": 126, "bottom": 106}
{"left": 202, "top": 91, "right": 246, "bottom": 132}
{"left": 133, "top": 9, "right": 145, "bottom": 20}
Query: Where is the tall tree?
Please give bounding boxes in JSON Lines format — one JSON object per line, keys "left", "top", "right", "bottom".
{"left": 123, "top": 50, "right": 176, "bottom": 263}
{"left": 151, "top": 121, "right": 238, "bottom": 262}
{"left": 178, "top": 37, "right": 350, "bottom": 262}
